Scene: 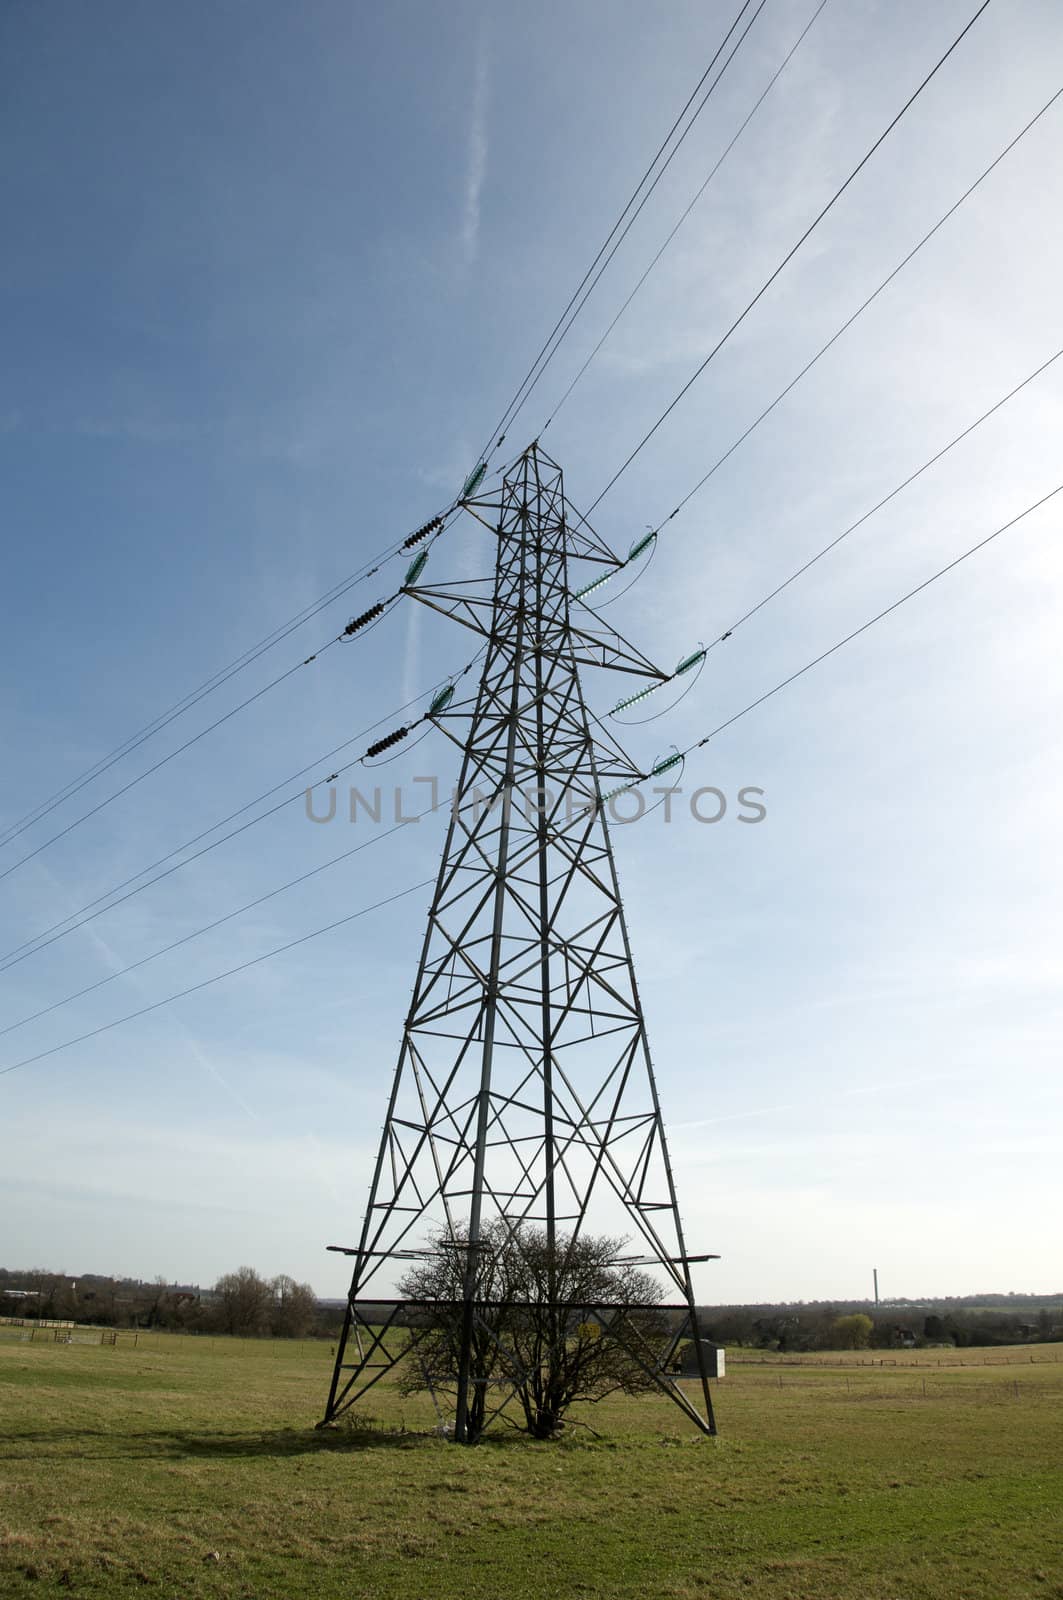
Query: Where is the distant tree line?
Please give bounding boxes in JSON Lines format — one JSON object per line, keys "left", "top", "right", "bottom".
{"left": 3, "top": 1266, "right": 1059, "bottom": 1349}
{"left": 697, "top": 1299, "right": 1062, "bottom": 1353}
{"left": 0, "top": 1266, "right": 343, "bottom": 1338}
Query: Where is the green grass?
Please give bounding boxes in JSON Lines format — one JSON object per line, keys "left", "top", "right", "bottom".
{"left": 1, "top": 1329, "right": 1061, "bottom": 1598}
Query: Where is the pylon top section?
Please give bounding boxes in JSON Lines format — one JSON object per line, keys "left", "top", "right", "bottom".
{"left": 409, "top": 443, "right": 668, "bottom": 682}
{"left": 459, "top": 441, "right": 621, "bottom": 568}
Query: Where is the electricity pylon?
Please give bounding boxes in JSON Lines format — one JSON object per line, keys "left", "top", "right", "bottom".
{"left": 321, "top": 443, "right": 718, "bottom": 1440}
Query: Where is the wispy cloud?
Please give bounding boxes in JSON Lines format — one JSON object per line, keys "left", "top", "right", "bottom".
{"left": 671, "top": 1102, "right": 797, "bottom": 1133}
{"left": 84, "top": 915, "right": 263, "bottom": 1123}
{"left": 27, "top": 856, "right": 262, "bottom": 1123}
{"left": 74, "top": 417, "right": 200, "bottom": 443}
{"left": 461, "top": 29, "right": 490, "bottom": 266}
{"left": 840, "top": 1071, "right": 964, "bottom": 1100}
{"left": 68, "top": 412, "right": 319, "bottom": 463}
{"left": 401, "top": 590, "right": 422, "bottom": 708}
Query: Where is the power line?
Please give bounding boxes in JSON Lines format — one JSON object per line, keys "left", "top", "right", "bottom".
{"left": 0, "top": 668, "right": 463, "bottom": 970}
{"left": 677, "top": 481, "right": 1061, "bottom": 755}
{"left": 0, "top": 630, "right": 341, "bottom": 887}
{"left": 0, "top": 651, "right": 483, "bottom": 975}
{"left": 528, "top": 62, "right": 1062, "bottom": 607}
{"left": 543, "top": 0, "right": 831, "bottom": 433}
{"left": 10, "top": 480, "right": 1057, "bottom": 1081}
{"left": 0, "top": 544, "right": 463, "bottom": 888}
{"left": 648, "top": 81, "right": 1063, "bottom": 534}
{"left": 0, "top": 14, "right": 763, "bottom": 858}
{"left": 1, "top": 13, "right": 769, "bottom": 856}
{"left": 0, "top": 705, "right": 409, "bottom": 970}
{"left": 703, "top": 347, "right": 1063, "bottom": 647}
{"left": 488, "top": 0, "right": 772, "bottom": 450}
{"left": 0, "top": 803, "right": 445, "bottom": 1040}
{"left": 15, "top": 323, "right": 1039, "bottom": 923}
{"left": 0, "top": 7, "right": 794, "bottom": 863}
{"left": 474, "top": 0, "right": 764, "bottom": 462}
{"left": 0, "top": 512, "right": 455, "bottom": 853}
{"left": 594, "top": 344, "right": 1063, "bottom": 713}
{"left": 586, "top": 0, "right": 994, "bottom": 515}
{"left": 0, "top": 878, "right": 436, "bottom": 1079}
{"left": 12, "top": 28, "right": 746, "bottom": 860}
{"left": 0, "top": 6, "right": 996, "bottom": 885}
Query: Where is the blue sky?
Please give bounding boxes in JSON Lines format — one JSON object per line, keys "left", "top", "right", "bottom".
{"left": 1, "top": 0, "right": 1061, "bottom": 1304}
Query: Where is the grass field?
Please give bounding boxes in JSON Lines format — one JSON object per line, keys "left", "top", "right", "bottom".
{"left": 1, "top": 1328, "right": 1061, "bottom": 1599}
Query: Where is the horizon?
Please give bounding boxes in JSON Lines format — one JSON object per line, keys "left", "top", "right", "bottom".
{"left": 4, "top": 1261, "right": 1061, "bottom": 1311}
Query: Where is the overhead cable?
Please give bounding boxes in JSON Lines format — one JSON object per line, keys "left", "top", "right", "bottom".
{"left": 645, "top": 81, "right": 1063, "bottom": 536}
{"left": 543, "top": 0, "right": 832, "bottom": 432}
{"left": 473, "top": 0, "right": 766, "bottom": 462}
{"left": 0, "top": 809, "right": 448, "bottom": 1041}
{"left": 13, "top": 483, "right": 1058, "bottom": 1079}
{"left": 0, "top": 546, "right": 450, "bottom": 888}
{"left": 594, "top": 345, "right": 1063, "bottom": 713}
{"left": 586, "top": 0, "right": 994, "bottom": 514}
{"left": 0, "top": 632, "right": 338, "bottom": 886}
{"left": 679, "top": 483, "right": 1062, "bottom": 757}
{"left": 0, "top": 651, "right": 484, "bottom": 974}
{"left": 0, "top": 879, "right": 436, "bottom": 1079}
{"left": 0, "top": 509, "right": 456, "bottom": 852}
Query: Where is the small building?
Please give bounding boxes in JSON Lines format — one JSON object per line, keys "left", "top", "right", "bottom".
{"left": 675, "top": 1340, "right": 725, "bottom": 1379}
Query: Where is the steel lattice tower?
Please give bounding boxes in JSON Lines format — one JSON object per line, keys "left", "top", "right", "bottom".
{"left": 321, "top": 444, "right": 718, "bottom": 1440}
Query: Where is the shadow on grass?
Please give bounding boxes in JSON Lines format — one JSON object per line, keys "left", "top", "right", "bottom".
{"left": 0, "top": 1421, "right": 540, "bottom": 1462}
{"left": 169, "top": 1423, "right": 447, "bottom": 1458}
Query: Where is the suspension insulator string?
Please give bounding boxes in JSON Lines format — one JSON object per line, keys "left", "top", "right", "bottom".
{"left": 402, "top": 515, "right": 444, "bottom": 551}
{"left": 364, "top": 725, "right": 413, "bottom": 760}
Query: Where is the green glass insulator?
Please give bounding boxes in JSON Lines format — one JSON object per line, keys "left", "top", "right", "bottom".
{"left": 403, "top": 549, "right": 429, "bottom": 586}
{"left": 628, "top": 530, "right": 656, "bottom": 561}
{"left": 461, "top": 461, "right": 487, "bottom": 498}
{"left": 675, "top": 647, "right": 707, "bottom": 676}
{"left": 574, "top": 570, "right": 613, "bottom": 600}
{"left": 611, "top": 682, "right": 661, "bottom": 716}
{"left": 651, "top": 753, "right": 682, "bottom": 777}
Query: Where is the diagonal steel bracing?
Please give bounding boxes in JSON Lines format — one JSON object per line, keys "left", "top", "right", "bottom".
{"left": 321, "top": 444, "right": 718, "bottom": 1439}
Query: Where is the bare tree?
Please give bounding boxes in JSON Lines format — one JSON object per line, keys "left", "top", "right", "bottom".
{"left": 213, "top": 1266, "right": 272, "bottom": 1337}
{"left": 271, "top": 1274, "right": 318, "bottom": 1338}
{"left": 397, "top": 1223, "right": 669, "bottom": 1441}
{"left": 144, "top": 1276, "right": 171, "bottom": 1329}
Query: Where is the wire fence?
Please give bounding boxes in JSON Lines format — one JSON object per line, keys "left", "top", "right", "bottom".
{"left": 727, "top": 1351, "right": 1060, "bottom": 1369}
{"left": 722, "top": 1372, "right": 1047, "bottom": 1405}
{"left": 0, "top": 1320, "right": 141, "bottom": 1347}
